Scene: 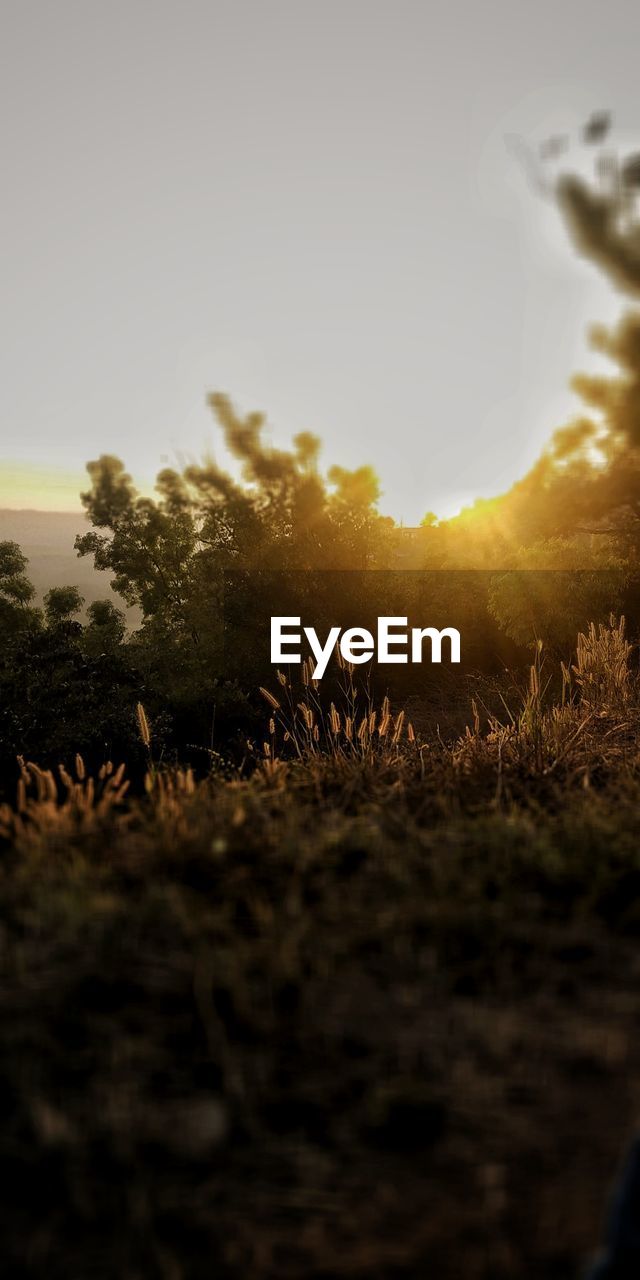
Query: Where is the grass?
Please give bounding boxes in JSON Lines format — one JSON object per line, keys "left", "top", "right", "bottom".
{"left": 1, "top": 618, "right": 640, "bottom": 1277}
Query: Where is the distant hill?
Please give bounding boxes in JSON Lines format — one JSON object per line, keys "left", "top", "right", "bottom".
{"left": 0, "top": 510, "right": 137, "bottom": 621}
{"left": 1, "top": 509, "right": 431, "bottom": 621}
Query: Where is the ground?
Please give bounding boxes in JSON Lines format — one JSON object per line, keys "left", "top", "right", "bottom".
{"left": 2, "top": 728, "right": 640, "bottom": 1278}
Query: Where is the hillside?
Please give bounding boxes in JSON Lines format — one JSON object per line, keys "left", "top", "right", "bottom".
{"left": 0, "top": 510, "right": 134, "bottom": 617}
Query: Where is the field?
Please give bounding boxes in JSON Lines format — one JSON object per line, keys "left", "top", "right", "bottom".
{"left": 1, "top": 621, "right": 639, "bottom": 1277}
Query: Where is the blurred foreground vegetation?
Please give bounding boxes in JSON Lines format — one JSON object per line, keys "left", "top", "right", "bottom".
{"left": 1, "top": 621, "right": 640, "bottom": 1277}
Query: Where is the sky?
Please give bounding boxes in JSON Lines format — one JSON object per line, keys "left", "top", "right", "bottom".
{"left": 1, "top": 0, "right": 639, "bottom": 523}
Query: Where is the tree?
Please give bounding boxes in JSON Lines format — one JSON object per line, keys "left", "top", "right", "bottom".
{"left": 487, "top": 540, "right": 627, "bottom": 653}
{"left": 75, "top": 394, "right": 393, "bottom": 648}
{"left": 0, "top": 541, "right": 40, "bottom": 638}
{"left": 44, "top": 586, "right": 85, "bottom": 628}
{"left": 82, "top": 600, "right": 127, "bottom": 657}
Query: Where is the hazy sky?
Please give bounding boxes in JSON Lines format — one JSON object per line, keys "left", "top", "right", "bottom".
{"left": 2, "top": 0, "right": 639, "bottom": 522}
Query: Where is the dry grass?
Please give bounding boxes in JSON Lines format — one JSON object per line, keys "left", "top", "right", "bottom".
{"left": 3, "top": 618, "right": 640, "bottom": 850}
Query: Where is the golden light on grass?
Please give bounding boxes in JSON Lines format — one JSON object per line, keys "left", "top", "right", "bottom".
{"left": 259, "top": 687, "right": 281, "bottom": 710}
{"left": 1, "top": 617, "right": 636, "bottom": 849}
{"left": 136, "top": 702, "right": 151, "bottom": 749}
